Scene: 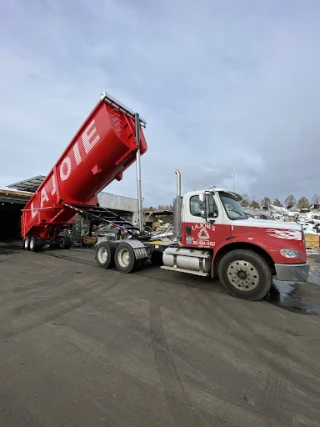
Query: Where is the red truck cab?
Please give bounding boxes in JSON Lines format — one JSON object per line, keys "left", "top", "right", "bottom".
{"left": 161, "top": 183, "right": 309, "bottom": 300}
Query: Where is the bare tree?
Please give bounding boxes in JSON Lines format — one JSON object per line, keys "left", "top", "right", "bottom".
{"left": 273, "top": 198, "right": 283, "bottom": 207}
{"left": 285, "top": 195, "right": 296, "bottom": 209}
{"left": 250, "top": 200, "right": 260, "bottom": 209}
{"left": 297, "top": 197, "right": 310, "bottom": 210}
{"left": 312, "top": 194, "right": 320, "bottom": 205}
{"left": 241, "top": 194, "right": 250, "bottom": 208}
{"left": 261, "top": 197, "right": 271, "bottom": 209}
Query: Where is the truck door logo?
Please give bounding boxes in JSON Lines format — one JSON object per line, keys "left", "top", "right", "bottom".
{"left": 198, "top": 228, "right": 210, "bottom": 240}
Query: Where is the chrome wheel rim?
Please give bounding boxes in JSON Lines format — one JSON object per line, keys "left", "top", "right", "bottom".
{"left": 227, "top": 260, "right": 259, "bottom": 291}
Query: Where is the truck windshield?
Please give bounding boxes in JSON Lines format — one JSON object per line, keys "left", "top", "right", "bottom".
{"left": 219, "top": 191, "right": 247, "bottom": 220}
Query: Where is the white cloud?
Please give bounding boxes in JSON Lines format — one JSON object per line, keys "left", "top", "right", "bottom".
{"left": 0, "top": 0, "right": 320, "bottom": 208}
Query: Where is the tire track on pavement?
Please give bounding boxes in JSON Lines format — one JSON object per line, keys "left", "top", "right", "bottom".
{"left": 149, "top": 302, "right": 202, "bottom": 427}
{"left": 200, "top": 296, "right": 320, "bottom": 425}
{"left": 195, "top": 294, "right": 289, "bottom": 424}
{"left": 0, "top": 270, "right": 75, "bottom": 306}
{"left": 0, "top": 280, "right": 118, "bottom": 341}
{"left": 43, "top": 251, "right": 98, "bottom": 267}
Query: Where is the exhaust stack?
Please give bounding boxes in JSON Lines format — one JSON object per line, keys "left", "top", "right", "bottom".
{"left": 175, "top": 169, "right": 181, "bottom": 197}
{"left": 173, "top": 169, "right": 182, "bottom": 239}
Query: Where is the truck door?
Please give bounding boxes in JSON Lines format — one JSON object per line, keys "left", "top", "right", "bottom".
{"left": 180, "top": 192, "right": 231, "bottom": 250}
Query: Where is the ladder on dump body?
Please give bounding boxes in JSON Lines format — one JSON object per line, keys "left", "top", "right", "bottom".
{"left": 62, "top": 202, "right": 142, "bottom": 238}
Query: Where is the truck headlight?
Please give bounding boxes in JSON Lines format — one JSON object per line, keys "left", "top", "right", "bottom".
{"left": 280, "top": 249, "right": 302, "bottom": 258}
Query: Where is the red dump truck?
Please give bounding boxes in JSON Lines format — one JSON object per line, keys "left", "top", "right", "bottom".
{"left": 21, "top": 92, "right": 310, "bottom": 300}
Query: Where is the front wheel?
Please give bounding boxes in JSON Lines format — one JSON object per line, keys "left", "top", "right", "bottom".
{"left": 218, "top": 249, "right": 272, "bottom": 301}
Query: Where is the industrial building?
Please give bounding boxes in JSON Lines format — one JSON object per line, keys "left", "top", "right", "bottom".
{"left": 98, "top": 192, "right": 138, "bottom": 223}
{"left": 0, "top": 176, "right": 139, "bottom": 242}
{"left": 0, "top": 189, "right": 33, "bottom": 240}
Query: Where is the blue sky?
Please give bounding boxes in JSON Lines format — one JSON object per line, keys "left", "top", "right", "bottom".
{"left": 1, "top": 0, "right": 320, "bottom": 207}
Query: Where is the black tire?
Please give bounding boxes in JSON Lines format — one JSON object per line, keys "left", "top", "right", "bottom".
{"left": 30, "top": 236, "right": 44, "bottom": 252}
{"left": 37, "top": 237, "right": 45, "bottom": 251}
{"left": 65, "top": 236, "right": 73, "bottom": 249}
{"left": 95, "top": 242, "right": 116, "bottom": 269}
{"left": 29, "top": 237, "right": 38, "bottom": 252}
{"left": 24, "top": 237, "right": 30, "bottom": 251}
{"left": 134, "top": 258, "right": 147, "bottom": 271}
{"left": 58, "top": 236, "right": 72, "bottom": 249}
{"left": 218, "top": 249, "right": 272, "bottom": 301}
{"left": 36, "top": 237, "right": 45, "bottom": 251}
{"left": 114, "top": 242, "right": 137, "bottom": 274}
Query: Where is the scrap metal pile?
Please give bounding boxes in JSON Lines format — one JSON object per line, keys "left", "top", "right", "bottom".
{"left": 297, "top": 214, "right": 320, "bottom": 235}
{"left": 150, "top": 223, "right": 174, "bottom": 239}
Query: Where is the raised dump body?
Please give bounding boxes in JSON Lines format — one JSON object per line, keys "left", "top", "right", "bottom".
{"left": 22, "top": 93, "right": 148, "bottom": 243}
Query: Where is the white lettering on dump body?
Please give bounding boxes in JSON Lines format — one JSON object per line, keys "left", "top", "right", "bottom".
{"left": 31, "top": 202, "right": 37, "bottom": 218}
{"left": 82, "top": 120, "right": 100, "bottom": 154}
{"left": 51, "top": 175, "right": 56, "bottom": 195}
{"left": 40, "top": 188, "right": 49, "bottom": 208}
{"left": 57, "top": 120, "right": 100, "bottom": 183}
{"left": 60, "top": 157, "right": 72, "bottom": 181}
{"left": 29, "top": 120, "right": 102, "bottom": 216}
{"left": 73, "top": 142, "right": 82, "bottom": 165}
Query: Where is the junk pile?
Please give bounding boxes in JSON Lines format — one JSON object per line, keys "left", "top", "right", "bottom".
{"left": 151, "top": 223, "right": 174, "bottom": 239}
{"left": 296, "top": 213, "right": 320, "bottom": 250}
{"left": 297, "top": 212, "right": 320, "bottom": 251}
{"left": 297, "top": 213, "right": 320, "bottom": 234}
{"left": 245, "top": 205, "right": 320, "bottom": 251}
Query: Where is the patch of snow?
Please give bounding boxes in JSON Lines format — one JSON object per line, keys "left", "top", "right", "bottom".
{"left": 307, "top": 248, "right": 320, "bottom": 254}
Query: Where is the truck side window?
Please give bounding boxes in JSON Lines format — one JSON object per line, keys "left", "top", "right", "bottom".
{"left": 207, "top": 194, "right": 218, "bottom": 217}
{"left": 190, "top": 195, "right": 201, "bottom": 217}
{"left": 190, "top": 194, "right": 218, "bottom": 217}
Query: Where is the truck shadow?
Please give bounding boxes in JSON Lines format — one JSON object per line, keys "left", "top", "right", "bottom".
{"left": 139, "top": 261, "right": 320, "bottom": 313}
{"left": 266, "top": 280, "right": 320, "bottom": 315}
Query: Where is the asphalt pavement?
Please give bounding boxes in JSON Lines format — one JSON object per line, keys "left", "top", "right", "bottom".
{"left": 0, "top": 248, "right": 319, "bottom": 427}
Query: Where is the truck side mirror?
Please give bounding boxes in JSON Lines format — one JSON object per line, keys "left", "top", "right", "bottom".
{"left": 199, "top": 193, "right": 207, "bottom": 219}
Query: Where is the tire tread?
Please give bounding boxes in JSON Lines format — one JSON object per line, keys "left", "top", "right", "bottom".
{"left": 218, "top": 249, "right": 272, "bottom": 301}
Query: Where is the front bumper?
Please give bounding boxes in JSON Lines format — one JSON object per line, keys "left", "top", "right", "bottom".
{"left": 274, "top": 262, "right": 310, "bottom": 282}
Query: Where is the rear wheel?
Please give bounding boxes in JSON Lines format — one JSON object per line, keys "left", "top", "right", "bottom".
{"left": 29, "top": 236, "right": 44, "bottom": 252}
{"left": 218, "top": 249, "right": 272, "bottom": 301}
{"left": 38, "top": 238, "right": 45, "bottom": 251}
{"left": 24, "top": 237, "right": 30, "bottom": 251}
{"left": 59, "top": 235, "right": 72, "bottom": 249}
{"left": 134, "top": 258, "right": 147, "bottom": 271}
{"left": 66, "top": 236, "right": 73, "bottom": 249}
{"left": 114, "top": 242, "right": 137, "bottom": 273}
{"left": 95, "top": 242, "right": 116, "bottom": 269}
{"left": 30, "top": 237, "right": 38, "bottom": 252}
